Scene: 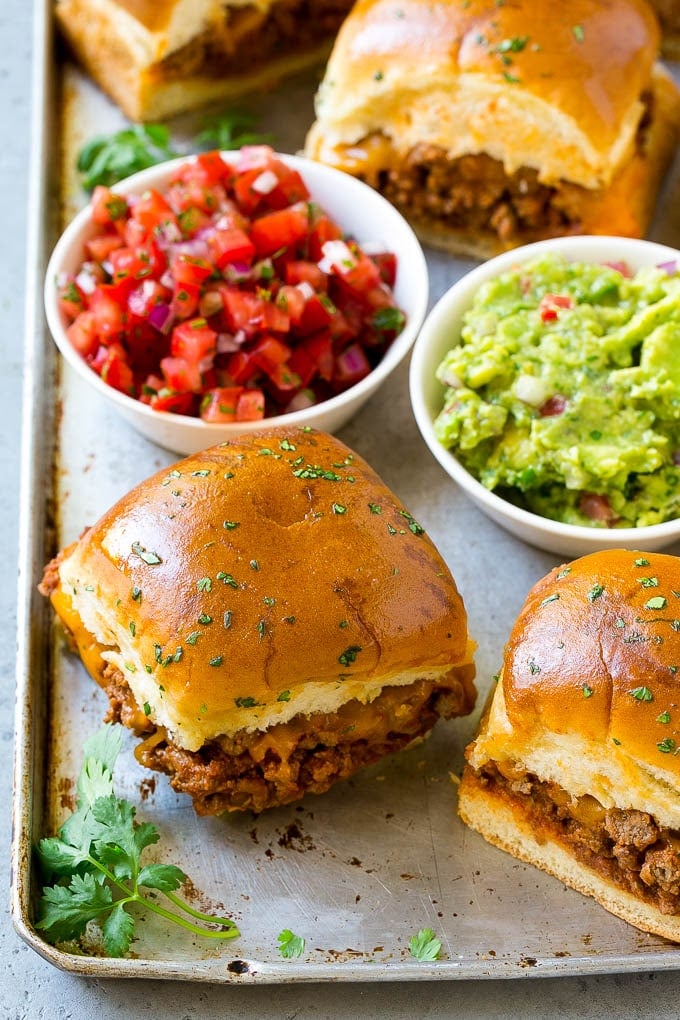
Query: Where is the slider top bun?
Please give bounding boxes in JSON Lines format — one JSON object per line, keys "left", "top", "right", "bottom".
{"left": 307, "top": 0, "right": 661, "bottom": 190}
{"left": 50, "top": 428, "right": 475, "bottom": 753}
{"left": 467, "top": 548, "right": 680, "bottom": 830}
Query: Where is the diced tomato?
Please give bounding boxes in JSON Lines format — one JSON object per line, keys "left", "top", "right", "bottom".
{"left": 66, "top": 311, "right": 99, "bottom": 359}
{"left": 232, "top": 167, "right": 270, "bottom": 216}
{"left": 91, "top": 186, "right": 128, "bottom": 226}
{"left": 100, "top": 347, "right": 134, "bottom": 395}
{"left": 579, "top": 492, "right": 618, "bottom": 525}
{"left": 297, "top": 332, "right": 334, "bottom": 382}
{"left": 186, "top": 151, "right": 231, "bottom": 188}
{"left": 131, "top": 189, "right": 176, "bottom": 232}
{"left": 249, "top": 203, "right": 310, "bottom": 258}
{"left": 370, "top": 251, "right": 398, "bottom": 288}
{"left": 251, "top": 335, "right": 291, "bottom": 374}
{"left": 160, "top": 355, "right": 203, "bottom": 393}
{"left": 84, "top": 233, "right": 124, "bottom": 263}
{"left": 200, "top": 386, "right": 243, "bottom": 422}
{"left": 219, "top": 287, "right": 266, "bottom": 335}
{"left": 226, "top": 350, "right": 259, "bottom": 385}
{"left": 172, "top": 254, "right": 214, "bottom": 287}
{"left": 265, "top": 163, "right": 310, "bottom": 210}
{"left": 57, "top": 277, "right": 87, "bottom": 319}
{"left": 207, "top": 227, "right": 256, "bottom": 269}
{"left": 275, "top": 284, "right": 306, "bottom": 325}
{"left": 298, "top": 294, "right": 335, "bottom": 336}
{"left": 89, "top": 285, "right": 127, "bottom": 340}
{"left": 171, "top": 281, "right": 201, "bottom": 320}
{"left": 285, "top": 260, "right": 327, "bottom": 292}
{"left": 306, "top": 211, "right": 343, "bottom": 261}
{"left": 150, "top": 390, "right": 196, "bottom": 415}
{"left": 170, "top": 319, "right": 217, "bottom": 364}
{"left": 539, "top": 293, "right": 574, "bottom": 322}
{"left": 236, "top": 388, "right": 265, "bottom": 421}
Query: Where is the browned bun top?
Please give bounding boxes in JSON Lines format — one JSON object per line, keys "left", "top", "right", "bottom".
{"left": 502, "top": 548, "right": 680, "bottom": 775}
{"left": 307, "top": 0, "right": 662, "bottom": 188}
{"left": 52, "top": 428, "right": 474, "bottom": 750}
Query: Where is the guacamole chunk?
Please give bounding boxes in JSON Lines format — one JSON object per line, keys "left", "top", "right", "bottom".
{"left": 434, "top": 253, "right": 680, "bottom": 528}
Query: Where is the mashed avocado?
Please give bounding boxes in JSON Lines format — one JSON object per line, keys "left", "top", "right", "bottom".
{"left": 434, "top": 253, "right": 680, "bottom": 528}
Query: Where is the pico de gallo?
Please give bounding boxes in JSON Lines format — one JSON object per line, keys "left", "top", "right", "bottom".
{"left": 55, "top": 146, "right": 406, "bottom": 422}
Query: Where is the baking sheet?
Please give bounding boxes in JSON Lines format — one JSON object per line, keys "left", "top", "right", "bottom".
{"left": 11, "top": 0, "right": 680, "bottom": 982}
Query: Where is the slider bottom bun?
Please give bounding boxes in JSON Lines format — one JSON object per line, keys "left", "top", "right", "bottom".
{"left": 40, "top": 428, "right": 476, "bottom": 815}
{"left": 458, "top": 766, "right": 680, "bottom": 943}
{"left": 306, "top": 67, "right": 680, "bottom": 260}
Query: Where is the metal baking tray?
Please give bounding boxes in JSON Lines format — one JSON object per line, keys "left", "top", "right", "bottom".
{"left": 12, "top": 0, "right": 680, "bottom": 982}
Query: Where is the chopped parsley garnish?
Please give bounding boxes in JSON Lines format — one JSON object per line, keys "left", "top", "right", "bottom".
{"left": 131, "top": 541, "right": 162, "bottom": 565}
{"left": 644, "top": 596, "right": 667, "bottom": 610}
{"left": 657, "top": 711, "right": 671, "bottom": 724}
{"left": 630, "top": 686, "right": 653, "bottom": 702}
{"left": 587, "top": 584, "right": 604, "bottom": 602}
{"left": 657, "top": 737, "right": 677, "bottom": 754}
{"left": 338, "top": 645, "right": 362, "bottom": 666}
{"left": 582, "top": 684, "right": 593, "bottom": 698}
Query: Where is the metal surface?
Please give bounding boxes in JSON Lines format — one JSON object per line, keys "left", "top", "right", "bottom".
{"left": 11, "top": 0, "right": 680, "bottom": 982}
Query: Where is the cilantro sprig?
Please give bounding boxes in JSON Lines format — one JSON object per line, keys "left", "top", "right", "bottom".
{"left": 77, "top": 111, "right": 272, "bottom": 191}
{"left": 35, "top": 725, "right": 239, "bottom": 957}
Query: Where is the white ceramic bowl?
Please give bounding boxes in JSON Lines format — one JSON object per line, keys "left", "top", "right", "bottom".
{"left": 410, "top": 235, "right": 680, "bottom": 558}
{"left": 45, "top": 151, "right": 428, "bottom": 455}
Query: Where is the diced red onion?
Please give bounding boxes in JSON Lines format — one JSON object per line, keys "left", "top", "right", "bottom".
{"left": 336, "top": 343, "right": 370, "bottom": 378}
{"left": 154, "top": 220, "right": 182, "bottom": 248}
{"left": 168, "top": 239, "right": 210, "bottom": 261}
{"left": 148, "top": 302, "right": 174, "bottom": 334}
{"left": 318, "top": 240, "right": 356, "bottom": 274}
{"left": 235, "top": 145, "right": 273, "bottom": 171}
{"left": 252, "top": 169, "right": 279, "bottom": 195}
{"left": 75, "top": 268, "right": 97, "bottom": 295}
{"left": 224, "top": 262, "right": 253, "bottom": 283}
{"left": 159, "top": 270, "right": 174, "bottom": 289}
{"left": 284, "top": 388, "right": 316, "bottom": 412}
{"left": 217, "top": 333, "right": 240, "bottom": 353}
{"left": 657, "top": 260, "right": 678, "bottom": 275}
{"left": 295, "top": 281, "right": 315, "bottom": 301}
{"left": 198, "top": 355, "right": 214, "bottom": 374}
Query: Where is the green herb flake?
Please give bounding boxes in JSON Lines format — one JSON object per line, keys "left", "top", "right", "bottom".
{"left": 277, "top": 690, "right": 291, "bottom": 703}
{"left": 223, "top": 611, "right": 233, "bottom": 629}
{"left": 587, "top": 584, "right": 604, "bottom": 602}
{"left": 630, "top": 686, "right": 653, "bottom": 702}
{"left": 209, "top": 656, "right": 223, "bottom": 667}
{"left": 332, "top": 503, "right": 347, "bottom": 515}
{"left": 368, "top": 503, "right": 382, "bottom": 514}
{"left": 142, "top": 702, "right": 151, "bottom": 716}
{"left": 198, "top": 612, "right": 213, "bottom": 625}
{"left": 277, "top": 929, "right": 305, "bottom": 959}
{"left": 556, "top": 567, "right": 571, "bottom": 580}
{"left": 639, "top": 576, "right": 659, "bottom": 588}
{"left": 657, "top": 737, "right": 677, "bottom": 754}
{"left": 572, "top": 23, "right": 584, "bottom": 42}
{"left": 582, "top": 684, "right": 593, "bottom": 698}
{"left": 186, "top": 631, "right": 201, "bottom": 646}
{"left": 409, "top": 928, "right": 442, "bottom": 962}
{"left": 615, "top": 617, "right": 626, "bottom": 629}
{"left": 131, "top": 586, "right": 142, "bottom": 601}
{"left": 279, "top": 438, "right": 296, "bottom": 451}
{"left": 338, "top": 645, "right": 362, "bottom": 666}
{"left": 197, "top": 577, "right": 212, "bottom": 593}
{"left": 635, "top": 558, "right": 650, "bottom": 567}
{"left": 612, "top": 737, "right": 622, "bottom": 746}
{"left": 217, "top": 571, "right": 239, "bottom": 588}
{"left": 235, "top": 696, "right": 262, "bottom": 708}
{"left": 131, "top": 541, "right": 162, "bottom": 565}
{"left": 540, "top": 593, "right": 559, "bottom": 607}
{"left": 129, "top": 621, "right": 136, "bottom": 637}
{"left": 35, "top": 724, "right": 239, "bottom": 957}
{"left": 399, "top": 510, "right": 425, "bottom": 535}
{"left": 250, "top": 560, "right": 260, "bottom": 572}
{"left": 645, "top": 596, "right": 667, "bottom": 610}
{"left": 223, "top": 520, "right": 240, "bottom": 530}
{"left": 657, "top": 711, "right": 671, "bottom": 724}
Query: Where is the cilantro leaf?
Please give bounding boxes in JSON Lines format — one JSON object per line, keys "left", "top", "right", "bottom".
{"left": 77, "top": 125, "right": 178, "bottom": 190}
{"left": 409, "top": 928, "right": 442, "bottom": 962}
{"left": 277, "top": 928, "right": 306, "bottom": 959}
{"left": 35, "top": 723, "right": 241, "bottom": 957}
{"left": 37, "top": 872, "right": 113, "bottom": 943}
{"left": 194, "top": 109, "right": 273, "bottom": 152}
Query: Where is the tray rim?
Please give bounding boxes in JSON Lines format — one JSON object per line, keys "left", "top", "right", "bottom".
{"left": 11, "top": 0, "right": 680, "bottom": 983}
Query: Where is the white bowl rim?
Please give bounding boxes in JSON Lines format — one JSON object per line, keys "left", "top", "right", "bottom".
{"left": 409, "top": 234, "right": 680, "bottom": 548}
{"left": 44, "top": 149, "right": 429, "bottom": 438}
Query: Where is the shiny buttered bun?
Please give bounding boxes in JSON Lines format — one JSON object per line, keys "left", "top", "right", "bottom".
{"left": 305, "top": 0, "right": 680, "bottom": 257}
{"left": 54, "top": 0, "right": 354, "bottom": 122}
{"left": 459, "top": 548, "right": 680, "bottom": 942}
{"left": 41, "top": 428, "right": 476, "bottom": 814}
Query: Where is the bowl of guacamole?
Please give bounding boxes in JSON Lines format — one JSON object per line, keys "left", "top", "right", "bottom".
{"left": 410, "top": 236, "right": 680, "bottom": 556}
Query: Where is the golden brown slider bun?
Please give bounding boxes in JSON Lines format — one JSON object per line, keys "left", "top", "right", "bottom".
{"left": 40, "top": 427, "right": 476, "bottom": 814}
{"left": 305, "top": 0, "right": 680, "bottom": 258}
{"left": 459, "top": 548, "right": 680, "bottom": 942}
{"left": 55, "top": 0, "right": 355, "bottom": 122}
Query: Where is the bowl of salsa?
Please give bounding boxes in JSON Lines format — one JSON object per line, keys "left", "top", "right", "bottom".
{"left": 45, "top": 146, "right": 428, "bottom": 454}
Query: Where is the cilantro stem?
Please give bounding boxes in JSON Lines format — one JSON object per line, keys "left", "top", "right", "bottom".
{"left": 84, "top": 854, "right": 239, "bottom": 941}
{"left": 164, "top": 889, "right": 238, "bottom": 929}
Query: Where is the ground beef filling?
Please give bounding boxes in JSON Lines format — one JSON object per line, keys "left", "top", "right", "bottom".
{"left": 155, "top": 0, "right": 353, "bottom": 81}
{"left": 476, "top": 761, "right": 680, "bottom": 915}
{"left": 359, "top": 93, "right": 652, "bottom": 247}
{"left": 102, "top": 664, "right": 469, "bottom": 815}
